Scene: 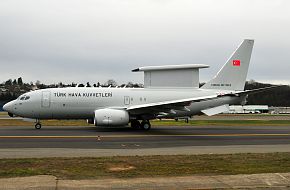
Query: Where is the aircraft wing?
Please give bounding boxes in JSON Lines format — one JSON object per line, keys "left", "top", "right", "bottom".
{"left": 127, "top": 95, "right": 218, "bottom": 115}
{"left": 127, "top": 86, "right": 282, "bottom": 116}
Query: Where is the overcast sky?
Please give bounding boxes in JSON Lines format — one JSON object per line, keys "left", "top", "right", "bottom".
{"left": 0, "top": 0, "right": 289, "bottom": 85}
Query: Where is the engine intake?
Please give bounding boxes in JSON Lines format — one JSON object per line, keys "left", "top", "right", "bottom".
{"left": 94, "top": 108, "right": 129, "bottom": 126}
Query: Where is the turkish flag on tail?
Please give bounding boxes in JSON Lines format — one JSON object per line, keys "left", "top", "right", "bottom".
{"left": 233, "top": 60, "right": 240, "bottom": 66}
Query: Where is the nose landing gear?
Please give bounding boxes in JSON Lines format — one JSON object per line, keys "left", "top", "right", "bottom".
{"left": 35, "top": 119, "right": 42, "bottom": 129}
{"left": 8, "top": 112, "right": 14, "bottom": 117}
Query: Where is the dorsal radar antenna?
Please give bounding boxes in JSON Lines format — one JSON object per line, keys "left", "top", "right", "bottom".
{"left": 132, "top": 64, "right": 209, "bottom": 88}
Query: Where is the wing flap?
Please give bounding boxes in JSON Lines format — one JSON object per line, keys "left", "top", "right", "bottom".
{"left": 201, "top": 104, "right": 229, "bottom": 116}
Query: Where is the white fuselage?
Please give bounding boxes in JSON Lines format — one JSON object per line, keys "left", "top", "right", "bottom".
{"left": 4, "top": 87, "right": 241, "bottom": 120}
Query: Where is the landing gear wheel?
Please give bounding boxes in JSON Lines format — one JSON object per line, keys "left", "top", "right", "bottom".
{"left": 35, "top": 123, "right": 42, "bottom": 129}
{"left": 131, "top": 120, "right": 141, "bottom": 129}
{"left": 141, "top": 120, "right": 151, "bottom": 131}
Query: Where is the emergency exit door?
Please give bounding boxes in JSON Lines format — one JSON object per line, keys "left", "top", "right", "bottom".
{"left": 124, "top": 96, "right": 130, "bottom": 105}
{"left": 42, "top": 91, "right": 51, "bottom": 107}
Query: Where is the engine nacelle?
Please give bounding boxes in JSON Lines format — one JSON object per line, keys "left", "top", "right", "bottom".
{"left": 94, "top": 108, "right": 129, "bottom": 126}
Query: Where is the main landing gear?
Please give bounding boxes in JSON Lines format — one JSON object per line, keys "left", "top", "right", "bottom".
{"left": 35, "top": 119, "right": 42, "bottom": 129}
{"left": 141, "top": 120, "right": 151, "bottom": 130}
{"left": 130, "top": 120, "right": 151, "bottom": 131}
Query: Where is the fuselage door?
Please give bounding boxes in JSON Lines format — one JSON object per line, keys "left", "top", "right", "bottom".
{"left": 124, "top": 96, "right": 130, "bottom": 105}
{"left": 41, "top": 91, "right": 51, "bottom": 108}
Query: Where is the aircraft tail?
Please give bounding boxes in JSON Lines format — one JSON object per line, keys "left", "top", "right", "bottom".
{"left": 201, "top": 39, "right": 254, "bottom": 91}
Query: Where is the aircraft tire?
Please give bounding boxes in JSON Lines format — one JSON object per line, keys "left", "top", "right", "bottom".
{"left": 141, "top": 120, "right": 151, "bottom": 131}
{"left": 35, "top": 123, "right": 42, "bottom": 129}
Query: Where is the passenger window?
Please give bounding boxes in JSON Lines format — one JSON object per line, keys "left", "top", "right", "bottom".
{"left": 25, "top": 96, "right": 30, "bottom": 100}
{"left": 20, "top": 97, "right": 25, "bottom": 100}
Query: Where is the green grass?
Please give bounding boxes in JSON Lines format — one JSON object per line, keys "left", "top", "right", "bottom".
{"left": 151, "top": 119, "right": 290, "bottom": 126}
{"left": 0, "top": 118, "right": 289, "bottom": 127}
{"left": 1, "top": 153, "right": 290, "bottom": 179}
{"left": 218, "top": 113, "right": 290, "bottom": 117}
{"left": 0, "top": 111, "right": 289, "bottom": 126}
{"left": 0, "top": 119, "right": 89, "bottom": 126}
{"left": 0, "top": 112, "right": 8, "bottom": 116}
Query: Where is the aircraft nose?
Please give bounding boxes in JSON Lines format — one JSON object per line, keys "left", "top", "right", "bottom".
{"left": 3, "top": 101, "right": 13, "bottom": 112}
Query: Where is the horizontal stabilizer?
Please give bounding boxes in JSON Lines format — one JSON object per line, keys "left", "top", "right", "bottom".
{"left": 201, "top": 104, "right": 229, "bottom": 116}
{"left": 235, "top": 86, "right": 283, "bottom": 96}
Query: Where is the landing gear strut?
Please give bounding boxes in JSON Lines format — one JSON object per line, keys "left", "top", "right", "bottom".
{"left": 131, "top": 120, "right": 141, "bottom": 129}
{"left": 35, "top": 119, "right": 42, "bottom": 129}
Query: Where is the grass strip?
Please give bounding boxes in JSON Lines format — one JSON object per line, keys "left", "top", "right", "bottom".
{"left": 0, "top": 153, "right": 290, "bottom": 179}
{"left": 0, "top": 119, "right": 290, "bottom": 127}
{"left": 152, "top": 119, "right": 290, "bottom": 126}
{"left": 0, "top": 112, "right": 7, "bottom": 116}
{"left": 0, "top": 119, "right": 89, "bottom": 126}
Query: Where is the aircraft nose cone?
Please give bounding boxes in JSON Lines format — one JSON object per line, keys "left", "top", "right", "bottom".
{"left": 3, "top": 103, "right": 8, "bottom": 111}
{"left": 3, "top": 101, "right": 13, "bottom": 112}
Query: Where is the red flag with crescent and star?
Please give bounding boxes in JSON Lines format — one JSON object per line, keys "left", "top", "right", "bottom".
{"left": 232, "top": 60, "right": 240, "bottom": 66}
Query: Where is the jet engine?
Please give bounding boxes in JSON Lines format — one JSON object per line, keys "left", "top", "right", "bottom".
{"left": 94, "top": 108, "right": 129, "bottom": 126}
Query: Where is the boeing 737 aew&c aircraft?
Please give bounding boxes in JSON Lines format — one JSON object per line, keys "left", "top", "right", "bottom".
{"left": 3, "top": 39, "right": 274, "bottom": 130}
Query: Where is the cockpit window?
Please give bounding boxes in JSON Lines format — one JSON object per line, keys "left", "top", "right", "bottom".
{"left": 19, "top": 95, "right": 30, "bottom": 101}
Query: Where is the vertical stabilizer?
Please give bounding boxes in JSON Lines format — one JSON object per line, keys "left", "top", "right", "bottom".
{"left": 202, "top": 39, "right": 254, "bottom": 91}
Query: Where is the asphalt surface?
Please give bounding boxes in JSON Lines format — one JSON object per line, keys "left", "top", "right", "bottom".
{"left": 0, "top": 125, "right": 290, "bottom": 149}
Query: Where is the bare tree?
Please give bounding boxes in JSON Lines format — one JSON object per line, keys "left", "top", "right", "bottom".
{"left": 105, "top": 79, "right": 117, "bottom": 87}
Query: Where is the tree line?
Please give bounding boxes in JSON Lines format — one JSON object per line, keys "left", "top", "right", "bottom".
{"left": 0, "top": 78, "right": 142, "bottom": 101}
{"left": 245, "top": 80, "right": 290, "bottom": 106}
